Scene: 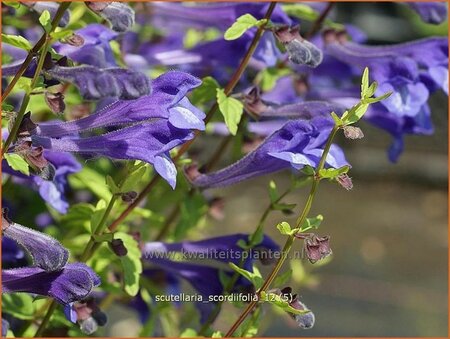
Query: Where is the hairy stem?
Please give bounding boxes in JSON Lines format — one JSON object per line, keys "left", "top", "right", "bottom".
{"left": 225, "top": 125, "right": 340, "bottom": 337}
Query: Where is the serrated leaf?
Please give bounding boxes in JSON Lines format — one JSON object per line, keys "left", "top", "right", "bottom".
{"left": 39, "top": 10, "right": 51, "bottom": 32}
{"left": 276, "top": 221, "right": 292, "bottom": 235}
{"left": 224, "top": 14, "right": 258, "bottom": 40}
{"left": 216, "top": 88, "right": 243, "bottom": 135}
{"left": 4, "top": 153, "right": 30, "bottom": 175}
{"left": 2, "top": 33, "right": 32, "bottom": 50}
{"left": 117, "top": 232, "right": 142, "bottom": 296}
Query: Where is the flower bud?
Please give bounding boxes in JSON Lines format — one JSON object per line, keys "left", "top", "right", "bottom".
{"left": 2, "top": 215, "right": 69, "bottom": 271}
{"left": 121, "top": 191, "right": 137, "bottom": 203}
{"left": 109, "top": 239, "right": 128, "bottom": 257}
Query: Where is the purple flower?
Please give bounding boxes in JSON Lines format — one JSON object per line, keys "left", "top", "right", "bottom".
{"left": 45, "top": 65, "right": 150, "bottom": 100}
{"left": 2, "top": 263, "right": 100, "bottom": 305}
{"left": 2, "top": 217, "right": 68, "bottom": 272}
{"left": 34, "top": 71, "right": 203, "bottom": 137}
{"left": 53, "top": 24, "right": 118, "bottom": 68}
{"left": 408, "top": 2, "right": 448, "bottom": 24}
{"left": 31, "top": 71, "right": 203, "bottom": 188}
{"left": 33, "top": 121, "right": 193, "bottom": 189}
{"left": 1, "top": 215, "right": 100, "bottom": 305}
{"left": 188, "top": 117, "right": 349, "bottom": 189}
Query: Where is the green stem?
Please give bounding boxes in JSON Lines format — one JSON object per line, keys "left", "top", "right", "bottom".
{"left": 225, "top": 125, "right": 340, "bottom": 337}
{"left": 80, "top": 194, "right": 118, "bottom": 262}
{"left": 34, "top": 300, "right": 57, "bottom": 337}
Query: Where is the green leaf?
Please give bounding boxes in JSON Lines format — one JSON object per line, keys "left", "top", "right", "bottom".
{"left": 60, "top": 203, "right": 95, "bottom": 232}
{"left": 361, "top": 67, "right": 369, "bottom": 98}
{"left": 224, "top": 14, "right": 259, "bottom": 40}
{"left": 249, "top": 224, "right": 264, "bottom": 247}
{"left": 190, "top": 76, "right": 220, "bottom": 105}
{"left": 365, "top": 81, "right": 378, "bottom": 98}
{"left": 299, "top": 214, "right": 323, "bottom": 232}
{"left": 39, "top": 10, "right": 51, "bottom": 32}
{"left": 2, "top": 33, "right": 32, "bottom": 50}
{"left": 330, "top": 111, "right": 343, "bottom": 126}
{"left": 4, "top": 153, "right": 29, "bottom": 175}
{"left": 364, "top": 91, "right": 392, "bottom": 104}
{"left": 117, "top": 232, "right": 143, "bottom": 296}
{"left": 318, "top": 165, "right": 351, "bottom": 179}
{"left": 216, "top": 88, "right": 243, "bottom": 135}
{"left": 276, "top": 221, "right": 292, "bottom": 235}
{"left": 211, "top": 331, "right": 223, "bottom": 338}
{"left": 229, "top": 263, "right": 264, "bottom": 290}
{"left": 121, "top": 163, "right": 148, "bottom": 193}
